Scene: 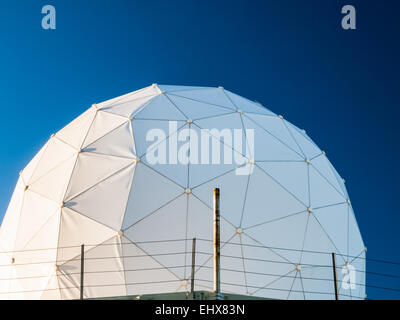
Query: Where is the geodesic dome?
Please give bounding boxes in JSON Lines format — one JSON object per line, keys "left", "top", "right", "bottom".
{"left": 0, "top": 84, "right": 365, "bottom": 300}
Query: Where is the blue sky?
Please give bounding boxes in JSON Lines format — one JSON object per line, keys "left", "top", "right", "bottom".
{"left": 0, "top": 0, "right": 399, "bottom": 299}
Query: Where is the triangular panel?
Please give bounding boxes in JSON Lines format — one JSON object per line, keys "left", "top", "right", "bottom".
{"left": 66, "top": 164, "right": 135, "bottom": 231}
{"left": 122, "top": 162, "right": 183, "bottom": 229}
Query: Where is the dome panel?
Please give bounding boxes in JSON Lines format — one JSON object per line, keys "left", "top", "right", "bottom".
{"left": 65, "top": 152, "right": 134, "bottom": 201}
{"left": 29, "top": 137, "right": 77, "bottom": 184}
{"left": 66, "top": 163, "right": 135, "bottom": 231}
{"left": 285, "top": 121, "right": 321, "bottom": 159}
{"left": 83, "top": 111, "right": 128, "bottom": 148}
{"left": 135, "top": 94, "right": 187, "bottom": 121}
{"left": 29, "top": 156, "right": 77, "bottom": 203}
{"left": 57, "top": 207, "right": 116, "bottom": 263}
{"left": 14, "top": 191, "right": 59, "bottom": 250}
{"left": 224, "top": 89, "right": 275, "bottom": 116}
{"left": 122, "top": 162, "right": 183, "bottom": 230}
{"left": 242, "top": 115, "right": 304, "bottom": 162}
{"left": 96, "top": 85, "right": 160, "bottom": 110}
{"left": 171, "top": 88, "right": 236, "bottom": 111}
{"left": 0, "top": 178, "right": 25, "bottom": 251}
{"left": 84, "top": 121, "right": 135, "bottom": 158}
{"left": 244, "top": 113, "right": 303, "bottom": 156}
{"left": 309, "top": 165, "right": 346, "bottom": 208}
{"left": 241, "top": 165, "right": 306, "bottom": 228}
{"left": 167, "top": 94, "right": 236, "bottom": 120}
{"left": 55, "top": 106, "right": 97, "bottom": 150}
{"left": 21, "top": 142, "right": 48, "bottom": 185}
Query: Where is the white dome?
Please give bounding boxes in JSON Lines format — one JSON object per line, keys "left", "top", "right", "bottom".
{"left": 0, "top": 84, "right": 365, "bottom": 299}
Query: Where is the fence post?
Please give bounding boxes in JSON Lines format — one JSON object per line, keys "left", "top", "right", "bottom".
{"left": 80, "top": 244, "right": 85, "bottom": 300}
{"left": 191, "top": 238, "right": 196, "bottom": 295}
{"left": 331, "top": 252, "right": 339, "bottom": 300}
{"left": 213, "top": 188, "right": 221, "bottom": 300}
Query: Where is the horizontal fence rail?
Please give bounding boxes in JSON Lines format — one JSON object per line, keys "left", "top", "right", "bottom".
{"left": 0, "top": 238, "right": 398, "bottom": 299}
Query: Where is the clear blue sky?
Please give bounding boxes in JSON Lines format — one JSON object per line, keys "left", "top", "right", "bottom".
{"left": 0, "top": 0, "right": 399, "bottom": 299}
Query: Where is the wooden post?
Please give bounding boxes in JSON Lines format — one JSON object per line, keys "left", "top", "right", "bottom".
{"left": 213, "top": 188, "right": 221, "bottom": 299}
{"left": 80, "top": 244, "right": 85, "bottom": 300}
{"left": 191, "top": 238, "right": 196, "bottom": 294}
{"left": 332, "top": 252, "right": 339, "bottom": 300}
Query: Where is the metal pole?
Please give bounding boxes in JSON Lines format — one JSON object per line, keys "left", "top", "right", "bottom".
{"left": 331, "top": 252, "right": 339, "bottom": 300}
{"left": 213, "top": 188, "right": 221, "bottom": 298}
{"left": 190, "top": 238, "right": 196, "bottom": 294}
{"left": 80, "top": 244, "right": 84, "bottom": 300}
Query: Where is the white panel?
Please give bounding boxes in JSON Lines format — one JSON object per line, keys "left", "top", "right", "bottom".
{"left": 303, "top": 215, "right": 339, "bottom": 257}
{"left": 311, "top": 154, "right": 345, "bottom": 198}
{"left": 241, "top": 166, "right": 306, "bottom": 229}
{"left": 122, "top": 237, "right": 180, "bottom": 296}
{"left": 192, "top": 169, "right": 249, "bottom": 227}
{"left": 59, "top": 236, "right": 125, "bottom": 299}
{"left": 30, "top": 137, "right": 77, "bottom": 183}
{"left": 257, "top": 161, "right": 309, "bottom": 207}
{"left": 167, "top": 94, "right": 235, "bottom": 120}
{"left": 14, "top": 191, "right": 59, "bottom": 250}
{"left": 100, "top": 95, "right": 156, "bottom": 118}
{"left": 22, "top": 209, "right": 60, "bottom": 257}
{"left": 241, "top": 233, "right": 295, "bottom": 299}
{"left": 244, "top": 211, "right": 309, "bottom": 264}
{"left": 347, "top": 208, "right": 364, "bottom": 257}
{"left": 313, "top": 203, "right": 348, "bottom": 258}
{"left": 57, "top": 207, "right": 116, "bottom": 263}
{"left": 58, "top": 274, "right": 80, "bottom": 300}
{"left": 186, "top": 195, "right": 214, "bottom": 274}
{"left": 21, "top": 142, "right": 48, "bottom": 185}
{"left": 96, "top": 85, "right": 160, "bottom": 109}
{"left": 309, "top": 165, "right": 346, "bottom": 208}
{"left": 40, "top": 274, "right": 61, "bottom": 300}
{"left": 13, "top": 213, "right": 60, "bottom": 300}
{"left": 157, "top": 85, "right": 209, "bottom": 93}
{"left": 131, "top": 118, "right": 186, "bottom": 158}
{"left": 0, "top": 178, "right": 25, "bottom": 251}
{"left": 83, "top": 111, "right": 129, "bottom": 147}
{"left": 123, "top": 162, "right": 183, "bottom": 229}
{"left": 67, "top": 164, "right": 135, "bottom": 231}
{"left": 140, "top": 123, "right": 190, "bottom": 188}
{"left": 330, "top": 164, "right": 349, "bottom": 198}
{"left": 124, "top": 194, "right": 187, "bottom": 280}
{"left": 188, "top": 117, "right": 245, "bottom": 187}
{"left": 287, "top": 273, "right": 305, "bottom": 300}
{"left": 56, "top": 106, "right": 97, "bottom": 149}
{"left": 170, "top": 88, "right": 236, "bottom": 110}
{"left": 135, "top": 94, "right": 187, "bottom": 121}
{"left": 345, "top": 252, "right": 366, "bottom": 300}
{"left": 242, "top": 115, "right": 304, "bottom": 161}
{"left": 301, "top": 265, "right": 335, "bottom": 300}
{"left": 300, "top": 214, "right": 340, "bottom": 299}
{"left": 84, "top": 121, "right": 135, "bottom": 158}
{"left": 245, "top": 113, "right": 303, "bottom": 155}
{"left": 224, "top": 89, "right": 276, "bottom": 116}
{"left": 220, "top": 235, "right": 247, "bottom": 295}
{"left": 65, "top": 152, "right": 133, "bottom": 201}
{"left": 0, "top": 250, "right": 13, "bottom": 299}
{"left": 254, "top": 270, "right": 297, "bottom": 300}
{"left": 285, "top": 122, "right": 321, "bottom": 159}
{"left": 29, "top": 156, "right": 77, "bottom": 203}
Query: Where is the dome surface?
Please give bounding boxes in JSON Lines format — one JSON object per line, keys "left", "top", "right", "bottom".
{"left": 0, "top": 84, "right": 365, "bottom": 299}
